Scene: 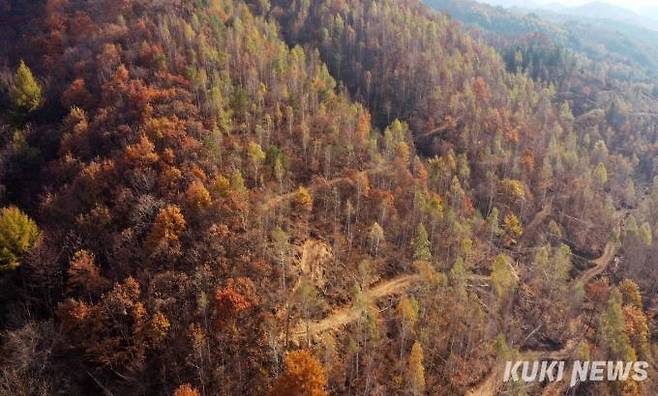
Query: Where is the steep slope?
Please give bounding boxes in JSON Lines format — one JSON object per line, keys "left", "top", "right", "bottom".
{"left": 270, "top": 0, "right": 625, "bottom": 251}
{"left": 426, "top": 0, "right": 658, "bottom": 188}
{"left": 0, "top": 0, "right": 656, "bottom": 395}
{"left": 426, "top": 0, "right": 658, "bottom": 80}
{"left": 0, "top": 0, "right": 406, "bottom": 393}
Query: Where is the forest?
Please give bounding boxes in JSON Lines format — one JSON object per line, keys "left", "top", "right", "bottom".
{"left": 0, "top": 0, "right": 657, "bottom": 395}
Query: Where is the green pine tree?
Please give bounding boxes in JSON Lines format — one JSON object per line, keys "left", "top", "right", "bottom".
{"left": 491, "top": 254, "right": 517, "bottom": 301}
{"left": 599, "top": 289, "right": 636, "bottom": 361}
{"left": 0, "top": 206, "right": 40, "bottom": 272}
{"left": 412, "top": 223, "right": 432, "bottom": 262}
{"left": 10, "top": 60, "right": 43, "bottom": 114}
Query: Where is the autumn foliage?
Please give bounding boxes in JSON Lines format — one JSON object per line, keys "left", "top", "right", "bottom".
{"left": 0, "top": 0, "right": 657, "bottom": 394}
{"left": 270, "top": 350, "right": 328, "bottom": 396}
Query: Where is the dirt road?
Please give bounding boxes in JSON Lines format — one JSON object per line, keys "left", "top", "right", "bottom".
{"left": 290, "top": 274, "right": 422, "bottom": 342}
{"left": 290, "top": 270, "right": 495, "bottom": 343}
{"left": 466, "top": 340, "right": 579, "bottom": 396}
{"left": 466, "top": 240, "right": 616, "bottom": 396}
{"left": 576, "top": 241, "right": 615, "bottom": 287}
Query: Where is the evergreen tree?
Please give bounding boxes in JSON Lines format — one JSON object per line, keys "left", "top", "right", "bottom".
{"left": 599, "top": 289, "right": 636, "bottom": 361}
{"left": 407, "top": 342, "right": 426, "bottom": 396}
{"left": 412, "top": 223, "right": 432, "bottom": 262}
{"left": 594, "top": 162, "right": 608, "bottom": 188}
{"left": 0, "top": 206, "right": 40, "bottom": 272}
{"left": 247, "top": 141, "right": 266, "bottom": 184}
{"left": 9, "top": 61, "right": 43, "bottom": 113}
{"left": 491, "top": 254, "right": 517, "bottom": 302}
{"left": 449, "top": 257, "right": 468, "bottom": 299}
{"left": 397, "top": 296, "right": 419, "bottom": 358}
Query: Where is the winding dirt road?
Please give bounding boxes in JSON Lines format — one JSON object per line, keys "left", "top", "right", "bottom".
{"left": 291, "top": 274, "right": 423, "bottom": 342}
{"left": 289, "top": 239, "right": 615, "bottom": 393}
{"left": 284, "top": 182, "right": 619, "bottom": 395}
{"left": 466, "top": 240, "right": 616, "bottom": 396}
{"left": 466, "top": 339, "right": 579, "bottom": 396}
{"left": 282, "top": 167, "right": 554, "bottom": 336}
{"left": 576, "top": 241, "right": 615, "bottom": 287}
{"left": 290, "top": 198, "right": 556, "bottom": 341}
{"left": 291, "top": 271, "right": 493, "bottom": 343}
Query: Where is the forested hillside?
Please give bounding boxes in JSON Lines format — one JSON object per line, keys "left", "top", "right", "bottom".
{"left": 425, "top": 0, "right": 658, "bottom": 294}
{"left": 425, "top": 0, "right": 658, "bottom": 177}
{"left": 0, "top": 0, "right": 657, "bottom": 395}
{"left": 427, "top": 0, "right": 658, "bottom": 81}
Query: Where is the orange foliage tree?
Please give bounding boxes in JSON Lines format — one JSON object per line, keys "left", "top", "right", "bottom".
{"left": 173, "top": 384, "right": 200, "bottom": 396}
{"left": 270, "top": 350, "right": 328, "bottom": 396}
{"left": 145, "top": 205, "right": 187, "bottom": 257}
{"left": 214, "top": 277, "right": 257, "bottom": 330}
